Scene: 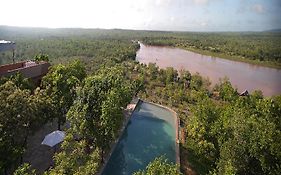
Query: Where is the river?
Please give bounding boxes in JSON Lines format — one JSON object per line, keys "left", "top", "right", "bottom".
{"left": 136, "top": 43, "right": 281, "bottom": 96}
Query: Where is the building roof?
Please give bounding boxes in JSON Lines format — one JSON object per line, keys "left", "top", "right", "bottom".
{"left": 0, "top": 40, "right": 13, "bottom": 44}
{"left": 0, "top": 61, "right": 50, "bottom": 81}
{"left": 0, "top": 40, "right": 16, "bottom": 52}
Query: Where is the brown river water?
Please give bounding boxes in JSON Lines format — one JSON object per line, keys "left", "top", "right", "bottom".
{"left": 136, "top": 43, "right": 281, "bottom": 96}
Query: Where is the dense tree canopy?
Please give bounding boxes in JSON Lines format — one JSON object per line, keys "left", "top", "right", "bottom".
{"left": 41, "top": 60, "right": 86, "bottom": 130}
{"left": 34, "top": 54, "right": 49, "bottom": 62}
{"left": 133, "top": 156, "right": 182, "bottom": 175}
{"left": 0, "top": 81, "right": 52, "bottom": 174}
{"left": 0, "top": 72, "right": 35, "bottom": 91}
{"left": 67, "top": 66, "right": 135, "bottom": 159}
{"left": 45, "top": 134, "right": 101, "bottom": 175}
{"left": 13, "top": 163, "right": 36, "bottom": 175}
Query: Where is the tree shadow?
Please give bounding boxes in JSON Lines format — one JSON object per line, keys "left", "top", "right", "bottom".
{"left": 180, "top": 144, "right": 212, "bottom": 175}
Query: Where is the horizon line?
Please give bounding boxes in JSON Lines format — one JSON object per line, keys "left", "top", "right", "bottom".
{"left": 0, "top": 25, "right": 279, "bottom": 33}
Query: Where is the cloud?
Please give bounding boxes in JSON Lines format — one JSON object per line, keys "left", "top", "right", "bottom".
{"left": 247, "top": 19, "right": 255, "bottom": 24}
{"left": 252, "top": 4, "right": 265, "bottom": 14}
{"left": 155, "top": 0, "right": 172, "bottom": 7}
{"left": 200, "top": 22, "right": 208, "bottom": 27}
{"left": 191, "top": 19, "right": 210, "bottom": 28}
{"left": 192, "top": 0, "right": 209, "bottom": 6}
{"left": 236, "top": 6, "right": 247, "bottom": 14}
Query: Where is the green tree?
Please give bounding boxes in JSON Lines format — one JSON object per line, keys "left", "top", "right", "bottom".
{"left": 214, "top": 78, "right": 238, "bottom": 101}
{"left": 165, "top": 67, "right": 178, "bottom": 84}
{"left": 0, "top": 72, "right": 34, "bottom": 91}
{"left": 46, "top": 134, "right": 100, "bottom": 175}
{"left": 41, "top": 60, "right": 86, "bottom": 130}
{"left": 147, "top": 63, "right": 159, "bottom": 80}
{"left": 34, "top": 54, "right": 49, "bottom": 62}
{"left": 133, "top": 156, "right": 182, "bottom": 175}
{"left": 187, "top": 98, "right": 220, "bottom": 163}
{"left": 67, "top": 66, "right": 133, "bottom": 161}
{"left": 0, "top": 81, "right": 52, "bottom": 174}
{"left": 179, "top": 69, "right": 191, "bottom": 89}
{"left": 190, "top": 73, "right": 203, "bottom": 91}
{"left": 13, "top": 163, "right": 36, "bottom": 175}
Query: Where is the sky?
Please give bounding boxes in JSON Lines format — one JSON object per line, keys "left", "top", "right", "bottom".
{"left": 0, "top": 0, "right": 280, "bottom": 31}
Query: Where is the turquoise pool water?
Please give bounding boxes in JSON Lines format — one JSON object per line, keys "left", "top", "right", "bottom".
{"left": 102, "top": 101, "right": 177, "bottom": 175}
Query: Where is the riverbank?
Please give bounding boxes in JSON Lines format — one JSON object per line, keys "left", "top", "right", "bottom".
{"left": 137, "top": 42, "right": 281, "bottom": 96}
{"left": 142, "top": 42, "right": 281, "bottom": 69}
{"left": 178, "top": 45, "right": 281, "bottom": 69}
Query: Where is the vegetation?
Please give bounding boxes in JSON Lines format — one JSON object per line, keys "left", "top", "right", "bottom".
{"left": 0, "top": 26, "right": 280, "bottom": 175}
{"left": 66, "top": 65, "right": 136, "bottom": 161}
{"left": 130, "top": 62, "right": 281, "bottom": 175}
{"left": 0, "top": 72, "right": 35, "bottom": 91}
{"left": 41, "top": 60, "right": 86, "bottom": 130}
{"left": 0, "top": 80, "right": 53, "bottom": 174}
{"left": 13, "top": 163, "right": 36, "bottom": 175}
{"left": 133, "top": 156, "right": 182, "bottom": 175}
{"left": 142, "top": 32, "right": 281, "bottom": 68}
{"left": 1, "top": 26, "right": 280, "bottom": 68}
{"left": 46, "top": 134, "right": 101, "bottom": 175}
{"left": 34, "top": 54, "right": 49, "bottom": 62}
{"left": 0, "top": 26, "right": 139, "bottom": 67}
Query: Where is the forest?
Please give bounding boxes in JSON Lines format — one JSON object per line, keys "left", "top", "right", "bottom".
{"left": 1, "top": 26, "right": 281, "bottom": 68}
{"left": 0, "top": 26, "right": 281, "bottom": 175}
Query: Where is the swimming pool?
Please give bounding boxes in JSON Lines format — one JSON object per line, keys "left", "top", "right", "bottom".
{"left": 102, "top": 101, "right": 178, "bottom": 175}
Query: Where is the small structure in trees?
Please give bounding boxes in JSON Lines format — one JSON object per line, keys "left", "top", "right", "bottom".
{"left": 0, "top": 61, "right": 50, "bottom": 85}
{"left": 0, "top": 40, "right": 50, "bottom": 85}
{"left": 239, "top": 89, "right": 249, "bottom": 96}
{"left": 0, "top": 40, "right": 16, "bottom": 63}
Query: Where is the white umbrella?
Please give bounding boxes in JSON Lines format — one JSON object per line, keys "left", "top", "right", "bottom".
{"left": 41, "top": 130, "right": 65, "bottom": 147}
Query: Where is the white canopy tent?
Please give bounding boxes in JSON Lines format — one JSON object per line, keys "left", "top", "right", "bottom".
{"left": 41, "top": 130, "right": 65, "bottom": 147}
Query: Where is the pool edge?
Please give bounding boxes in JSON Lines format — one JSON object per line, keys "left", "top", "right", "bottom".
{"left": 98, "top": 98, "right": 142, "bottom": 175}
